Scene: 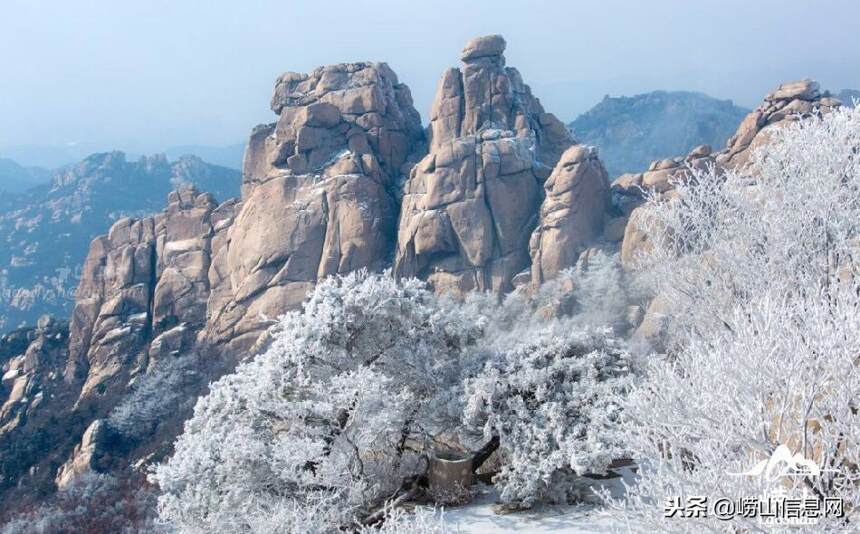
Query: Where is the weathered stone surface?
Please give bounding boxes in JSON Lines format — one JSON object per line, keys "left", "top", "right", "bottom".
{"left": 0, "top": 318, "right": 69, "bottom": 431}
{"left": 460, "top": 34, "right": 507, "bottom": 62}
{"left": 529, "top": 145, "right": 610, "bottom": 283}
{"left": 620, "top": 207, "right": 656, "bottom": 271}
{"left": 616, "top": 144, "right": 717, "bottom": 270}
{"left": 631, "top": 294, "right": 672, "bottom": 351}
{"left": 205, "top": 62, "right": 424, "bottom": 351}
{"left": 768, "top": 79, "right": 820, "bottom": 102}
{"left": 55, "top": 419, "right": 108, "bottom": 489}
{"left": 718, "top": 79, "right": 837, "bottom": 169}
{"left": 0, "top": 153, "right": 240, "bottom": 333}
{"left": 249, "top": 62, "right": 423, "bottom": 193}
{"left": 396, "top": 36, "right": 573, "bottom": 294}
{"left": 65, "top": 185, "right": 222, "bottom": 401}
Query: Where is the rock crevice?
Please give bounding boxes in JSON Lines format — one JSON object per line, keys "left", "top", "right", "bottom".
{"left": 395, "top": 35, "right": 576, "bottom": 294}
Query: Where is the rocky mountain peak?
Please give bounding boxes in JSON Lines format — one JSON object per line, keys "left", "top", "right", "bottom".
{"left": 718, "top": 78, "right": 841, "bottom": 169}
{"left": 64, "top": 183, "right": 223, "bottom": 399}
{"left": 203, "top": 60, "right": 427, "bottom": 352}
{"left": 246, "top": 61, "right": 423, "bottom": 195}
{"left": 428, "top": 35, "right": 570, "bottom": 166}
{"left": 529, "top": 144, "right": 610, "bottom": 284}
{"left": 460, "top": 34, "right": 507, "bottom": 63}
{"left": 0, "top": 153, "right": 240, "bottom": 333}
{"left": 766, "top": 78, "right": 820, "bottom": 102}
{"left": 395, "top": 35, "right": 588, "bottom": 294}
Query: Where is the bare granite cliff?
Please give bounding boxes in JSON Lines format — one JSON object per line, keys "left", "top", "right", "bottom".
{"left": 206, "top": 61, "right": 425, "bottom": 352}
{"left": 63, "top": 186, "right": 221, "bottom": 401}
{"left": 394, "top": 35, "right": 583, "bottom": 294}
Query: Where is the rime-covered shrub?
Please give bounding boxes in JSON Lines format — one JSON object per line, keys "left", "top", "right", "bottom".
{"left": 108, "top": 352, "right": 203, "bottom": 440}
{"left": 151, "top": 272, "right": 483, "bottom": 533}
{"left": 152, "top": 269, "right": 634, "bottom": 531}
{"left": 461, "top": 249, "right": 635, "bottom": 346}
{"left": 357, "top": 507, "right": 449, "bottom": 534}
{"left": 607, "top": 106, "right": 860, "bottom": 531}
{"left": 464, "top": 329, "right": 632, "bottom": 506}
{"left": 1, "top": 472, "right": 163, "bottom": 534}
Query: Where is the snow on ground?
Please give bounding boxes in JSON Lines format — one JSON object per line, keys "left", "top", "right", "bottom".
{"left": 440, "top": 468, "right": 635, "bottom": 533}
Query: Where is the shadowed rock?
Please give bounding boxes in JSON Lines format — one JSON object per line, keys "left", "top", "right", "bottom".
{"left": 65, "top": 186, "right": 220, "bottom": 400}
{"left": 530, "top": 145, "right": 610, "bottom": 284}
{"left": 203, "top": 62, "right": 424, "bottom": 352}
{"left": 395, "top": 35, "right": 574, "bottom": 294}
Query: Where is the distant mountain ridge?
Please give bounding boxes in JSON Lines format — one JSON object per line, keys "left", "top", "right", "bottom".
{"left": 1, "top": 143, "right": 246, "bottom": 171}
{"left": 0, "top": 152, "right": 241, "bottom": 332}
{"left": 164, "top": 143, "right": 245, "bottom": 170}
{"left": 0, "top": 158, "right": 51, "bottom": 194}
{"left": 569, "top": 90, "right": 750, "bottom": 178}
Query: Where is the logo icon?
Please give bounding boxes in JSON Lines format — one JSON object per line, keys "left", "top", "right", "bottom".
{"left": 731, "top": 444, "right": 823, "bottom": 480}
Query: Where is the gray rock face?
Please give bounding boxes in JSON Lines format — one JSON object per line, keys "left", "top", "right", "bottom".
{"left": 249, "top": 62, "right": 423, "bottom": 192}
{"left": 205, "top": 62, "right": 424, "bottom": 351}
{"left": 615, "top": 145, "right": 717, "bottom": 270}
{"left": 460, "top": 34, "right": 507, "bottom": 62}
{"left": 718, "top": 79, "right": 840, "bottom": 169}
{"left": 1, "top": 317, "right": 69, "bottom": 433}
{"left": 55, "top": 419, "right": 108, "bottom": 489}
{"left": 0, "top": 317, "right": 83, "bottom": 507}
{"left": 0, "top": 152, "right": 240, "bottom": 333}
{"left": 65, "top": 186, "right": 221, "bottom": 401}
{"left": 529, "top": 145, "right": 610, "bottom": 284}
{"left": 395, "top": 36, "right": 574, "bottom": 294}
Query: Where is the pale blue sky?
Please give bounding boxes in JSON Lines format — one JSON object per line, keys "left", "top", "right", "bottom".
{"left": 1, "top": 0, "right": 858, "bottom": 153}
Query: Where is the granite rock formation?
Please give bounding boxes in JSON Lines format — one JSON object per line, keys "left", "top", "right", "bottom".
{"left": 615, "top": 144, "right": 715, "bottom": 270}
{"left": 0, "top": 317, "right": 83, "bottom": 508}
{"left": 395, "top": 35, "right": 574, "bottom": 293}
{"left": 718, "top": 79, "right": 841, "bottom": 169}
{"left": 205, "top": 61, "right": 424, "bottom": 352}
{"left": 0, "top": 152, "right": 240, "bottom": 332}
{"left": 1, "top": 316, "right": 69, "bottom": 434}
{"left": 65, "top": 186, "right": 221, "bottom": 402}
{"left": 529, "top": 145, "right": 610, "bottom": 284}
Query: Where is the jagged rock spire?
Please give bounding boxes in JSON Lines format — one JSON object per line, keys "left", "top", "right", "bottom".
{"left": 395, "top": 35, "right": 575, "bottom": 294}
{"left": 206, "top": 62, "right": 425, "bottom": 351}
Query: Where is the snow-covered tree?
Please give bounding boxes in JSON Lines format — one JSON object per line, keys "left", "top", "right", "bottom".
{"left": 107, "top": 352, "right": 203, "bottom": 441}
{"left": 1, "top": 473, "right": 163, "bottom": 534}
{"left": 464, "top": 329, "right": 631, "bottom": 506}
{"left": 152, "top": 268, "right": 634, "bottom": 531}
{"left": 151, "top": 272, "right": 481, "bottom": 532}
{"left": 608, "top": 106, "right": 860, "bottom": 531}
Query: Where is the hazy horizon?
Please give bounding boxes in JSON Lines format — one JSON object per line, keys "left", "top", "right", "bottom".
{"left": 2, "top": 0, "right": 859, "bottom": 158}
